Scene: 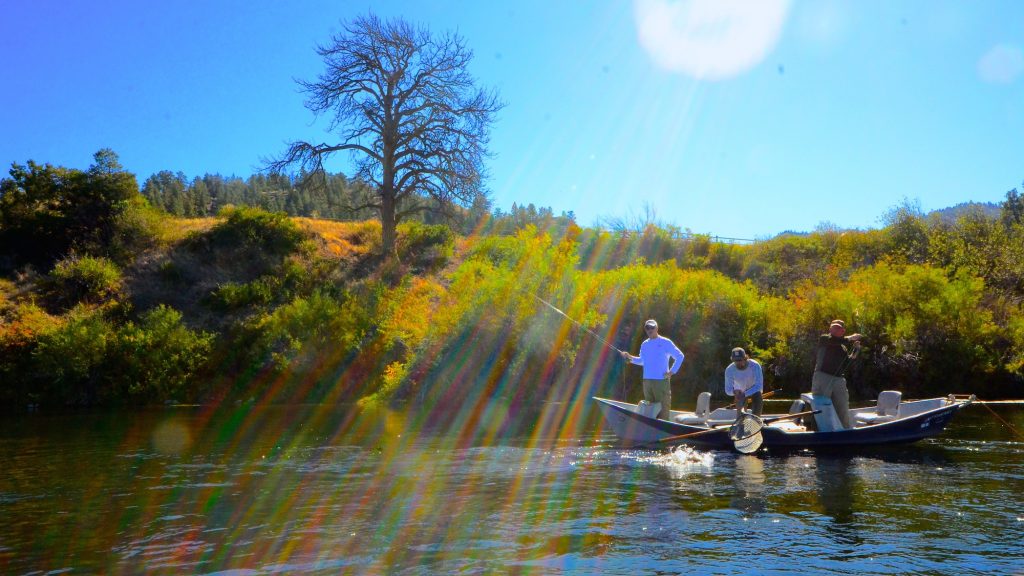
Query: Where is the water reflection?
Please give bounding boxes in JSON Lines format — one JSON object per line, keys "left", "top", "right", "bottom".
{"left": 813, "top": 456, "right": 861, "bottom": 549}
{"left": 730, "top": 455, "right": 766, "bottom": 515}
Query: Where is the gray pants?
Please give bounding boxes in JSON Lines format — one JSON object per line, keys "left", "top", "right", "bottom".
{"left": 643, "top": 378, "right": 671, "bottom": 420}
{"left": 812, "top": 370, "right": 852, "bottom": 429}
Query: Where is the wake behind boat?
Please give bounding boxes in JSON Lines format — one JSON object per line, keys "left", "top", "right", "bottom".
{"left": 595, "top": 391, "right": 975, "bottom": 451}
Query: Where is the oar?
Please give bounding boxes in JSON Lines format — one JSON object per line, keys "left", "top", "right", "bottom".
{"left": 533, "top": 294, "right": 625, "bottom": 354}
{"left": 725, "top": 389, "right": 775, "bottom": 409}
{"left": 639, "top": 410, "right": 820, "bottom": 449}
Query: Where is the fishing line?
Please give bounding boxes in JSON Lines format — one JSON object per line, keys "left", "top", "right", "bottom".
{"left": 533, "top": 294, "right": 625, "bottom": 354}
{"left": 976, "top": 400, "right": 1024, "bottom": 441}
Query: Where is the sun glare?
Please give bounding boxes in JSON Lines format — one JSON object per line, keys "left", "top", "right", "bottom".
{"left": 633, "top": 0, "right": 791, "bottom": 80}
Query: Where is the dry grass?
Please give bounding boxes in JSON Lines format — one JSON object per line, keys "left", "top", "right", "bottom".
{"left": 153, "top": 216, "right": 384, "bottom": 261}
{"left": 155, "top": 217, "right": 219, "bottom": 243}
{"left": 294, "top": 218, "right": 382, "bottom": 262}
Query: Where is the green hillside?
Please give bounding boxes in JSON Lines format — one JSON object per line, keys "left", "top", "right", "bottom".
{"left": 2, "top": 152, "right": 1023, "bottom": 411}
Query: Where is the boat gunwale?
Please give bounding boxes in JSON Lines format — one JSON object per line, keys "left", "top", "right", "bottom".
{"left": 593, "top": 395, "right": 971, "bottom": 449}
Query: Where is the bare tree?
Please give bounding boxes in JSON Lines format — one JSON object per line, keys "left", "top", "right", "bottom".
{"left": 598, "top": 202, "right": 664, "bottom": 235}
{"left": 268, "top": 14, "right": 503, "bottom": 256}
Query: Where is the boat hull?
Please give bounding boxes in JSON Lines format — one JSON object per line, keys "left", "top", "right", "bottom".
{"left": 594, "top": 396, "right": 970, "bottom": 451}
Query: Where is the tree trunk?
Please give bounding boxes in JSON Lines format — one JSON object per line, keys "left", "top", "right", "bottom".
{"left": 381, "top": 194, "right": 398, "bottom": 258}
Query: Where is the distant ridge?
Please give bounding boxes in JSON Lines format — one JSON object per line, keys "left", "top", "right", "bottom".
{"left": 766, "top": 201, "right": 1003, "bottom": 239}
{"left": 928, "top": 201, "right": 1000, "bottom": 223}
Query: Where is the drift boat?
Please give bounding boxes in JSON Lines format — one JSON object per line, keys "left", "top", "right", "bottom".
{"left": 595, "top": 391, "right": 975, "bottom": 451}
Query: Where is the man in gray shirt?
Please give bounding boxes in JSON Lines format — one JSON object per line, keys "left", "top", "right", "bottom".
{"left": 724, "top": 347, "right": 764, "bottom": 418}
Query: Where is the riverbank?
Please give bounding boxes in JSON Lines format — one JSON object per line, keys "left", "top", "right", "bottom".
{"left": 4, "top": 156, "right": 1024, "bottom": 410}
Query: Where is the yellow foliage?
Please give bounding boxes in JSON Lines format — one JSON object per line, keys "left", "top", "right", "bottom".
{"left": 156, "top": 217, "right": 217, "bottom": 243}
{"left": 295, "top": 218, "right": 381, "bottom": 261}
{"left": 358, "top": 361, "right": 408, "bottom": 407}
{"left": 382, "top": 277, "right": 446, "bottom": 346}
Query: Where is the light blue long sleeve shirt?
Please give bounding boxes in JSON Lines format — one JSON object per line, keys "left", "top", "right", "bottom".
{"left": 724, "top": 359, "right": 764, "bottom": 395}
{"left": 630, "top": 335, "right": 684, "bottom": 379}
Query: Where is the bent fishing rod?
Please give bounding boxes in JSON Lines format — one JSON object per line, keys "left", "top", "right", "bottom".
{"left": 533, "top": 294, "right": 625, "bottom": 355}
{"left": 835, "top": 340, "right": 862, "bottom": 378}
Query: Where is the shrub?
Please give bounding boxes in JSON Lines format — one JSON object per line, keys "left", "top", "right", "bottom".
{"left": 209, "top": 277, "right": 277, "bottom": 311}
{"left": 32, "top": 306, "right": 115, "bottom": 404}
{"left": 247, "top": 291, "right": 368, "bottom": 373}
{"left": 29, "top": 304, "right": 213, "bottom": 405}
{"left": 0, "top": 301, "right": 61, "bottom": 406}
{"left": 110, "top": 305, "right": 214, "bottom": 403}
{"left": 212, "top": 206, "right": 309, "bottom": 256}
{"left": 47, "top": 256, "right": 122, "bottom": 308}
{"left": 158, "top": 260, "right": 187, "bottom": 284}
{"left": 107, "top": 195, "right": 164, "bottom": 263}
{"left": 397, "top": 221, "right": 454, "bottom": 271}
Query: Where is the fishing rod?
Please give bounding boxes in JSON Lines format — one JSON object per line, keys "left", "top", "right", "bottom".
{"left": 533, "top": 294, "right": 625, "bottom": 354}
{"left": 835, "top": 340, "right": 862, "bottom": 378}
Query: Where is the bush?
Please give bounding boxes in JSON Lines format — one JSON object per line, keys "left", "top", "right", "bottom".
{"left": 110, "top": 305, "right": 214, "bottom": 403}
{"left": 212, "top": 206, "right": 309, "bottom": 256}
{"left": 32, "top": 306, "right": 115, "bottom": 404}
{"left": 0, "top": 301, "right": 61, "bottom": 406}
{"left": 209, "top": 277, "right": 277, "bottom": 311}
{"left": 29, "top": 304, "right": 213, "bottom": 405}
{"left": 108, "top": 195, "right": 164, "bottom": 263}
{"left": 397, "top": 221, "right": 454, "bottom": 271}
{"left": 46, "top": 256, "right": 122, "bottom": 309}
{"left": 247, "top": 291, "right": 368, "bottom": 373}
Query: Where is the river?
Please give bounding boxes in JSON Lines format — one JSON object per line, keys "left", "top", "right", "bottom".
{"left": 1, "top": 400, "right": 1021, "bottom": 575}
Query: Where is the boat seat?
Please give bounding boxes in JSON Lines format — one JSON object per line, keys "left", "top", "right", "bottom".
{"left": 706, "top": 407, "right": 738, "bottom": 427}
{"left": 801, "top": 393, "right": 845, "bottom": 431}
{"left": 638, "top": 400, "right": 662, "bottom": 419}
{"left": 854, "top": 390, "right": 902, "bottom": 425}
{"left": 675, "top": 392, "right": 711, "bottom": 425}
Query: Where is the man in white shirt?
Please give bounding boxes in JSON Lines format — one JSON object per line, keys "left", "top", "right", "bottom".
{"left": 620, "top": 319, "right": 685, "bottom": 420}
{"left": 724, "top": 347, "right": 764, "bottom": 419}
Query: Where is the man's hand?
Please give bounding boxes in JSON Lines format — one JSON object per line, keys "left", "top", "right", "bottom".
{"left": 620, "top": 351, "right": 632, "bottom": 361}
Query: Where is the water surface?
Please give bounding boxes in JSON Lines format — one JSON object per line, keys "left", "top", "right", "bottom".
{"left": 1, "top": 401, "right": 1022, "bottom": 574}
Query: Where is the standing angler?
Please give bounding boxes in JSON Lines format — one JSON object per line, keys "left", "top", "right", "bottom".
{"left": 620, "top": 319, "right": 685, "bottom": 420}
{"left": 812, "top": 319, "right": 863, "bottom": 429}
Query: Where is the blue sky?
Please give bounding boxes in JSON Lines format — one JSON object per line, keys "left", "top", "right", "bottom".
{"left": 2, "top": 0, "right": 1022, "bottom": 239}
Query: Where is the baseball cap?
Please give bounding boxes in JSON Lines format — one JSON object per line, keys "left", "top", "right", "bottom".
{"left": 731, "top": 347, "right": 747, "bottom": 361}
